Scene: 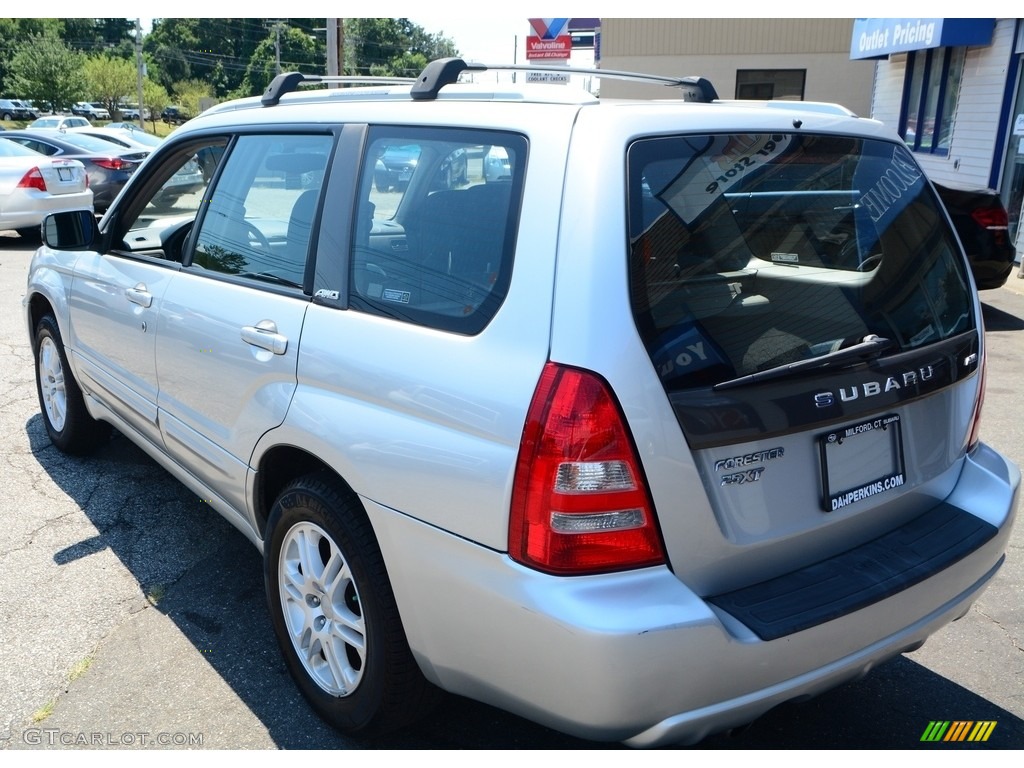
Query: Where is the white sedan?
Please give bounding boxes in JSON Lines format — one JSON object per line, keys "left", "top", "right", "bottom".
{"left": 0, "top": 138, "right": 93, "bottom": 239}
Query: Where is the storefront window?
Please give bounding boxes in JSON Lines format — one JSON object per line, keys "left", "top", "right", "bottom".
{"left": 735, "top": 69, "right": 806, "bottom": 100}
{"left": 901, "top": 46, "right": 964, "bottom": 155}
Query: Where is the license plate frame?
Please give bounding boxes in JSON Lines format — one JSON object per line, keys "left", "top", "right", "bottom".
{"left": 819, "top": 414, "right": 905, "bottom": 512}
{"left": 57, "top": 167, "right": 73, "bottom": 181}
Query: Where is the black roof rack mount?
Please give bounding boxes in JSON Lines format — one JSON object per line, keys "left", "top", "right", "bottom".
{"left": 262, "top": 73, "right": 416, "bottom": 106}
{"left": 261, "top": 58, "right": 719, "bottom": 106}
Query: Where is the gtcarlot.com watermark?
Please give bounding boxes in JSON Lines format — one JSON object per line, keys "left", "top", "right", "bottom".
{"left": 23, "top": 728, "right": 204, "bottom": 747}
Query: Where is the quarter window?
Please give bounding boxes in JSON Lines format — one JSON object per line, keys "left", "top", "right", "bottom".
{"left": 116, "top": 138, "right": 227, "bottom": 264}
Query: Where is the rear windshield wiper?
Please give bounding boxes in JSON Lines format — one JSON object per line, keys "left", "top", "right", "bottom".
{"left": 713, "top": 334, "right": 895, "bottom": 391}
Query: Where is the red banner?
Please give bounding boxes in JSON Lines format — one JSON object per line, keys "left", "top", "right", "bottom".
{"left": 526, "top": 34, "right": 572, "bottom": 59}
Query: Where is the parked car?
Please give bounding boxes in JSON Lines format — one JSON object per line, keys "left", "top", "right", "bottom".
{"left": 68, "top": 125, "right": 163, "bottom": 149}
{"left": 0, "top": 98, "right": 36, "bottom": 120}
{"left": 933, "top": 182, "right": 1015, "bottom": 290}
{"left": 0, "top": 136, "right": 91, "bottom": 238}
{"left": 116, "top": 104, "right": 150, "bottom": 120}
{"left": 374, "top": 143, "right": 468, "bottom": 192}
{"left": 28, "top": 115, "right": 91, "bottom": 130}
{"left": 23, "top": 59, "right": 1019, "bottom": 747}
{"left": 161, "top": 105, "right": 190, "bottom": 125}
{"left": 106, "top": 121, "right": 153, "bottom": 134}
{"left": 0, "top": 129, "right": 146, "bottom": 212}
{"left": 12, "top": 99, "right": 39, "bottom": 119}
{"left": 71, "top": 102, "right": 110, "bottom": 120}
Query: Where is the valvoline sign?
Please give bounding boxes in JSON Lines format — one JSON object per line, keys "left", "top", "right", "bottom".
{"left": 527, "top": 18, "right": 571, "bottom": 59}
{"left": 529, "top": 18, "right": 570, "bottom": 39}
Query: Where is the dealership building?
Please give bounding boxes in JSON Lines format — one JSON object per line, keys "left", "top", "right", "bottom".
{"left": 597, "top": 18, "right": 1024, "bottom": 256}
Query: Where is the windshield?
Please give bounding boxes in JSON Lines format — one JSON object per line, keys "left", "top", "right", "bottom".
{"left": 627, "top": 133, "right": 973, "bottom": 391}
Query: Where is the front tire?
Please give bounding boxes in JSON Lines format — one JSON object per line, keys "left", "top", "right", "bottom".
{"left": 33, "top": 315, "right": 111, "bottom": 454}
{"left": 264, "top": 473, "right": 438, "bottom": 735}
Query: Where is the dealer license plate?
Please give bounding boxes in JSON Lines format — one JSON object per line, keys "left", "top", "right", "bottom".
{"left": 820, "top": 414, "right": 905, "bottom": 512}
{"left": 57, "top": 167, "right": 74, "bottom": 181}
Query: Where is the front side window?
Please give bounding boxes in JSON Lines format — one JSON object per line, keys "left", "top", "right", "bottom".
{"left": 191, "top": 134, "right": 334, "bottom": 289}
{"left": 901, "top": 47, "right": 965, "bottom": 154}
{"left": 628, "top": 133, "right": 973, "bottom": 392}
{"left": 349, "top": 127, "right": 527, "bottom": 334}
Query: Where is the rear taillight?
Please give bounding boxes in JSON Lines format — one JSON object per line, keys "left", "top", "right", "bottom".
{"left": 509, "top": 362, "right": 665, "bottom": 575}
{"left": 970, "top": 206, "right": 1008, "bottom": 230}
{"left": 967, "top": 352, "right": 986, "bottom": 453}
{"left": 17, "top": 167, "right": 47, "bottom": 192}
{"left": 92, "top": 158, "right": 133, "bottom": 171}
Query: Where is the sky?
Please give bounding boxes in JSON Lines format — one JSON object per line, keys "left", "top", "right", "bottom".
{"left": 33, "top": 6, "right": 1024, "bottom": 69}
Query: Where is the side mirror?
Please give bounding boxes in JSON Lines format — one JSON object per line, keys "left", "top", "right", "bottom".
{"left": 43, "top": 211, "right": 98, "bottom": 250}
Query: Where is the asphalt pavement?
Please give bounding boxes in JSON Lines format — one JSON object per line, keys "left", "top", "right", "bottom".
{"left": 0, "top": 231, "right": 1021, "bottom": 750}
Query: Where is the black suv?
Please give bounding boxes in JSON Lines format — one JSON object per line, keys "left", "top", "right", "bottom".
{"left": 161, "top": 105, "right": 190, "bottom": 125}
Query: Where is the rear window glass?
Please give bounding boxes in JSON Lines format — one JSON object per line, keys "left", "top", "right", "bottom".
{"left": 628, "top": 133, "right": 973, "bottom": 390}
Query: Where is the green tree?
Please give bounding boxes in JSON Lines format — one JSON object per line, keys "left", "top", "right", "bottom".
{"left": 235, "top": 25, "right": 321, "bottom": 97}
{"left": 172, "top": 78, "right": 214, "bottom": 119}
{"left": 84, "top": 54, "right": 136, "bottom": 115}
{"left": 6, "top": 33, "right": 87, "bottom": 113}
{"left": 142, "top": 79, "right": 170, "bottom": 131}
{"left": 346, "top": 18, "right": 459, "bottom": 77}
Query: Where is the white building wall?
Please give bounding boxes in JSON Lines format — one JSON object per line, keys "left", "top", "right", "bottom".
{"left": 871, "top": 19, "right": 1016, "bottom": 191}
{"left": 597, "top": 19, "right": 876, "bottom": 116}
{"left": 601, "top": 53, "right": 874, "bottom": 115}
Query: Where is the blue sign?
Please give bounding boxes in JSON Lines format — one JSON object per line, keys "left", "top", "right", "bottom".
{"left": 851, "top": 18, "right": 994, "bottom": 59}
{"left": 529, "top": 18, "right": 570, "bottom": 40}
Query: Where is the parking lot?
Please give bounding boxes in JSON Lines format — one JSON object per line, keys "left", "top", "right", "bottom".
{"left": 0, "top": 230, "right": 1021, "bottom": 750}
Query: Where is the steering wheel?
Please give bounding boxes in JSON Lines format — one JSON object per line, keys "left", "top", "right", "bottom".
{"left": 857, "top": 253, "right": 883, "bottom": 272}
{"left": 243, "top": 221, "right": 271, "bottom": 250}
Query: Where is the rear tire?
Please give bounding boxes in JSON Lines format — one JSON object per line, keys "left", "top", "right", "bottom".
{"left": 33, "top": 315, "right": 111, "bottom": 454}
{"left": 264, "top": 472, "right": 439, "bottom": 736}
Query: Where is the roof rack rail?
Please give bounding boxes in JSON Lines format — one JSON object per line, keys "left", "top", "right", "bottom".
{"left": 262, "top": 73, "right": 415, "bottom": 106}
{"left": 410, "top": 57, "right": 719, "bottom": 102}
{"left": 261, "top": 58, "right": 719, "bottom": 106}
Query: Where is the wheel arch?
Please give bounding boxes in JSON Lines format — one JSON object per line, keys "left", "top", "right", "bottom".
{"left": 253, "top": 444, "right": 362, "bottom": 538}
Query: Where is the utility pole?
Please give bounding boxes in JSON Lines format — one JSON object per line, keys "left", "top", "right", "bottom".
{"left": 327, "top": 18, "right": 338, "bottom": 78}
{"left": 135, "top": 18, "right": 144, "bottom": 129}
{"left": 267, "top": 19, "right": 284, "bottom": 75}
{"left": 275, "top": 23, "right": 282, "bottom": 75}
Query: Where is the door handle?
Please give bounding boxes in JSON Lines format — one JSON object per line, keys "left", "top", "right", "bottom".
{"left": 241, "top": 319, "right": 288, "bottom": 355}
{"left": 125, "top": 283, "right": 152, "bottom": 308}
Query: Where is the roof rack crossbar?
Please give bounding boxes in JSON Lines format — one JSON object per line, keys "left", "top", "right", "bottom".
{"left": 411, "top": 58, "right": 487, "bottom": 100}
{"left": 262, "top": 72, "right": 416, "bottom": 106}
{"left": 410, "top": 58, "right": 719, "bottom": 102}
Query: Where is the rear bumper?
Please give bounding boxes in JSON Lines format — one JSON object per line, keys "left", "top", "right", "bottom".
{"left": 367, "top": 442, "right": 1018, "bottom": 747}
{"left": 0, "top": 193, "right": 94, "bottom": 231}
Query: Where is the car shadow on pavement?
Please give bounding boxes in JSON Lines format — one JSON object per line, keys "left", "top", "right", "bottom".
{"left": 981, "top": 301, "right": 1024, "bottom": 332}
{"left": 26, "top": 414, "right": 1024, "bottom": 749}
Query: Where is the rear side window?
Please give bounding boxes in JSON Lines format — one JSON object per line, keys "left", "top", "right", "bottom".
{"left": 350, "top": 127, "right": 526, "bottom": 335}
{"left": 628, "top": 133, "right": 973, "bottom": 391}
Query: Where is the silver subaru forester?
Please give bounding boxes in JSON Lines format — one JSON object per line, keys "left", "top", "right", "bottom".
{"left": 24, "top": 59, "right": 1019, "bottom": 746}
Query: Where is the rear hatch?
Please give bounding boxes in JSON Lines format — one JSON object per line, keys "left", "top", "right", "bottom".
{"left": 627, "top": 132, "right": 991, "bottom": 637}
